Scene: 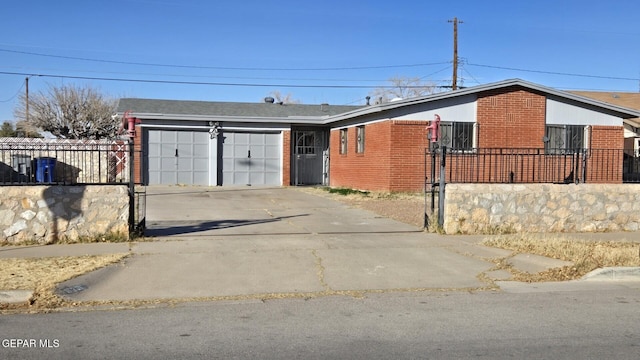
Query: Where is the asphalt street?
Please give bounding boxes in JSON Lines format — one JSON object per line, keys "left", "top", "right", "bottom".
{"left": 1, "top": 288, "right": 639, "bottom": 359}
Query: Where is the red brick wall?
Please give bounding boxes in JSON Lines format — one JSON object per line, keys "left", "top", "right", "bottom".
{"left": 329, "top": 120, "right": 429, "bottom": 192}
{"left": 133, "top": 125, "right": 143, "bottom": 184}
{"left": 590, "top": 125, "right": 624, "bottom": 150}
{"left": 389, "top": 120, "right": 429, "bottom": 191}
{"left": 477, "top": 88, "right": 546, "bottom": 148}
{"left": 282, "top": 130, "right": 291, "bottom": 186}
{"left": 329, "top": 121, "right": 392, "bottom": 191}
{"left": 587, "top": 125, "right": 624, "bottom": 183}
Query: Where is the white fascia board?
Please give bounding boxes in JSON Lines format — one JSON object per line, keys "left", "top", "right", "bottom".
{"left": 138, "top": 124, "right": 289, "bottom": 132}
{"left": 125, "top": 112, "right": 328, "bottom": 125}
{"left": 330, "top": 117, "right": 392, "bottom": 130}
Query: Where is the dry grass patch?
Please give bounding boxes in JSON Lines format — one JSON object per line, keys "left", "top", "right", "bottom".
{"left": 0, "top": 253, "right": 129, "bottom": 311}
{"left": 483, "top": 234, "right": 640, "bottom": 282}
{"left": 297, "top": 187, "right": 426, "bottom": 228}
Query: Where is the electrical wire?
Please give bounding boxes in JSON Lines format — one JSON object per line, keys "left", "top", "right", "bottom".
{"left": 0, "top": 80, "right": 25, "bottom": 103}
{"left": 0, "top": 48, "right": 450, "bottom": 72}
{"left": 467, "top": 63, "right": 640, "bottom": 81}
{"left": 0, "top": 71, "right": 454, "bottom": 90}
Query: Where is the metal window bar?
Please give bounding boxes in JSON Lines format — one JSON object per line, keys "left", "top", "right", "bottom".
{"left": 439, "top": 122, "right": 474, "bottom": 151}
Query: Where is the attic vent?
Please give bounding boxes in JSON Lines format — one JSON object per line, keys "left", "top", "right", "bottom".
{"left": 524, "top": 98, "right": 533, "bottom": 108}
{"left": 320, "top": 103, "right": 329, "bottom": 111}
{"left": 264, "top": 97, "right": 275, "bottom": 103}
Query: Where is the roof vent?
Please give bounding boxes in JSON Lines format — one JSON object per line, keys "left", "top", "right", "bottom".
{"left": 264, "top": 97, "right": 275, "bottom": 103}
{"left": 320, "top": 103, "right": 329, "bottom": 111}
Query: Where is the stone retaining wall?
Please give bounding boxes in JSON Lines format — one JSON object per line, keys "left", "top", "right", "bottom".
{"left": 444, "top": 184, "right": 640, "bottom": 234}
{"left": 1, "top": 185, "right": 129, "bottom": 244}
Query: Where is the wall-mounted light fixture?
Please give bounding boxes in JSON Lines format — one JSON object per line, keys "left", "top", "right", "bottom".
{"left": 208, "top": 121, "right": 220, "bottom": 139}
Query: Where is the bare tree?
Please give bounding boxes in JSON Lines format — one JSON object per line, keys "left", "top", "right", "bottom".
{"left": 14, "top": 84, "right": 118, "bottom": 139}
{"left": 268, "top": 90, "right": 301, "bottom": 104}
{"left": 369, "top": 76, "right": 438, "bottom": 104}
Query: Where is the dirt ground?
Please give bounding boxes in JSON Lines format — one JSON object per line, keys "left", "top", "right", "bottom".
{"left": 297, "top": 187, "right": 427, "bottom": 229}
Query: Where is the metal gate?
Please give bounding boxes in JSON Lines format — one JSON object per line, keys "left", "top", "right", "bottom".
{"left": 293, "top": 129, "right": 328, "bottom": 186}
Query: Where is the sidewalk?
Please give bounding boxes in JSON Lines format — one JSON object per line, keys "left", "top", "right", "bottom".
{"left": 1, "top": 231, "right": 638, "bottom": 305}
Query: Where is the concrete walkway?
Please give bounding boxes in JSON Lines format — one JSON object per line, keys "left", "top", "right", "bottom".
{"left": 1, "top": 186, "right": 638, "bottom": 304}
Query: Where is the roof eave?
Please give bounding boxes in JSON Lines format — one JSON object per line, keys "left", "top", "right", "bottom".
{"left": 325, "top": 79, "right": 640, "bottom": 123}
{"left": 119, "top": 112, "right": 330, "bottom": 124}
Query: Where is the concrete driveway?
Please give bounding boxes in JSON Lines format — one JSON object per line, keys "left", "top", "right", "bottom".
{"left": 57, "top": 186, "right": 505, "bottom": 302}
{"left": 144, "top": 186, "right": 420, "bottom": 237}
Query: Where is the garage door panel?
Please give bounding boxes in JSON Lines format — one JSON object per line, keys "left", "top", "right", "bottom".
{"left": 234, "top": 145, "right": 249, "bottom": 158}
{"left": 265, "top": 145, "right": 280, "bottom": 158}
{"left": 161, "top": 158, "right": 176, "bottom": 173}
{"left": 147, "top": 129, "right": 211, "bottom": 186}
{"left": 193, "top": 158, "right": 208, "bottom": 169}
{"left": 194, "top": 144, "right": 208, "bottom": 154}
{"left": 177, "top": 146, "right": 193, "bottom": 158}
{"left": 222, "top": 132, "right": 281, "bottom": 186}
{"left": 250, "top": 146, "right": 265, "bottom": 158}
{"left": 160, "top": 131, "right": 177, "bottom": 142}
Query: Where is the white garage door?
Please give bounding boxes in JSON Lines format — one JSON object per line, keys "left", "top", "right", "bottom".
{"left": 147, "top": 130, "right": 209, "bottom": 185}
{"left": 222, "top": 132, "right": 281, "bottom": 186}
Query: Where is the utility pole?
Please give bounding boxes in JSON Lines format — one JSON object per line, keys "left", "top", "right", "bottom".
{"left": 448, "top": 17, "right": 463, "bottom": 90}
{"left": 25, "top": 77, "right": 29, "bottom": 123}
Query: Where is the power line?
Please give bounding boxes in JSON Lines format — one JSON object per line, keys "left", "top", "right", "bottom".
{"left": 0, "top": 65, "right": 427, "bottom": 83}
{"left": 467, "top": 63, "right": 640, "bottom": 81}
{"left": 0, "top": 71, "right": 454, "bottom": 90}
{"left": 0, "top": 80, "right": 25, "bottom": 103}
{"left": 0, "top": 48, "right": 450, "bottom": 72}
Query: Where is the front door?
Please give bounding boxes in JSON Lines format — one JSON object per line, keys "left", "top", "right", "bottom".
{"left": 292, "top": 129, "right": 328, "bottom": 185}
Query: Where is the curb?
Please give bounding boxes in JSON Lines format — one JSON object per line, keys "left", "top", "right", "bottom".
{"left": 0, "top": 290, "right": 34, "bottom": 305}
{"left": 582, "top": 267, "right": 640, "bottom": 281}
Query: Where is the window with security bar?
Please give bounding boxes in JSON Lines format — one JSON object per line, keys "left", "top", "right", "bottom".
{"left": 339, "top": 128, "right": 348, "bottom": 154}
{"left": 356, "top": 126, "right": 365, "bottom": 153}
{"left": 439, "top": 122, "right": 474, "bottom": 151}
{"left": 545, "top": 125, "right": 585, "bottom": 154}
{"left": 294, "top": 131, "right": 317, "bottom": 155}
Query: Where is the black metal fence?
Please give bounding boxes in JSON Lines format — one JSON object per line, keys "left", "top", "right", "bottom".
{"left": 0, "top": 138, "right": 130, "bottom": 185}
{"left": 425, "top": 147, "right": 640, "bottom": 184}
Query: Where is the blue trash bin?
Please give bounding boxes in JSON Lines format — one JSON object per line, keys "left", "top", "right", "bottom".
{"left": 35, "top": 157, "right": 56, "bottom": 183}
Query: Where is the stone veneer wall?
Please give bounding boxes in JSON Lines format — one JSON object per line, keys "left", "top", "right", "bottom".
{"left": 1, "top": 185, "right": 129, "bottom": 244}
{"left": 444, "top": 184, "right": 640, "bottom": 234}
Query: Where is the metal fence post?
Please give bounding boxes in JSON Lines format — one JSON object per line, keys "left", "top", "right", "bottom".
{"left": 128, "top": 139, "right": 135, "bottom": 234}
{"left": 438, "top": 146, "right": 446, "bottom": 228}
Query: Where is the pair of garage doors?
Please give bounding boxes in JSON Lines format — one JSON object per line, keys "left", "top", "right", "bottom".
{"left": 146, "top": 130, "right": 281, "bottom": 186}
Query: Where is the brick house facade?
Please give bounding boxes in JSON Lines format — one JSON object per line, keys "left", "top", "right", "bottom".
{"left": 326, "top": 80, "right": 639, "bottom": 191}
{"left": 118, "top": 79, "right": 640, "bottom": 191}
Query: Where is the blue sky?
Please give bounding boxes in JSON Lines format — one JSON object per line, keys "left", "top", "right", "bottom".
{"left": 1, "top": 0, "right": 639, "bottom": 122}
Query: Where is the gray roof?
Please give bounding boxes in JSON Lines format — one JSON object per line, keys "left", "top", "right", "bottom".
{"left": 327, "top": 78, "right": 640, "bottom": 122}
{"left": 117, "top": 98, "right": 362, "bottom": 119}
{"left": 117, "top": 79, "right": 640, "bottom": 126}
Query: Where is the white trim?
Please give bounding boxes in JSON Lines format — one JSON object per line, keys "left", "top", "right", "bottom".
{"left": 279, "top": 132, "right": 284, "bottom": 186}
{"left": 129, "top": 112, "right": 330, "bottom": 124}
{"left": 138, "top": 124, "right": 288, "bottom": 132}
{"left": 330, "top": 117, "right": 391, "bottom": 130}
